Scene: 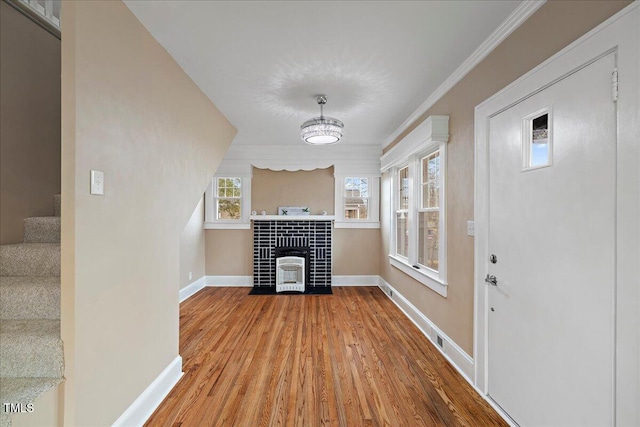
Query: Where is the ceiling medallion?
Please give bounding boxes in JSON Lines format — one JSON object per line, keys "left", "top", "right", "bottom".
{"left": 300, "top": 95, "right": 344, "bottom": 145}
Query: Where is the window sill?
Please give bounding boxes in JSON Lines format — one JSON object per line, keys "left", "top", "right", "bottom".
{"left": 334, "top": 221, "right": 380, "bottom": 229}
{"left": 388, "top": 254, "right": 447, "bottom": 297}
{"left": 204, "top": 221, "right": 250, "bottom": 230}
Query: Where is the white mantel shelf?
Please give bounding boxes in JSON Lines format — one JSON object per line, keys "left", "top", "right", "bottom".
{"left": 251, "top": 215, "right": 335, "bottom": 221}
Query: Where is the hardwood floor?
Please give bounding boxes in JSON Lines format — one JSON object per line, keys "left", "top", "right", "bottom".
{"left": 145, "top": 287, "right": 507, "bottom": 427}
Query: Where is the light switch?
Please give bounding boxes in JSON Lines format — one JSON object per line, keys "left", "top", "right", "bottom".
{"left": 90, "top": 170, "right": 104, "bottom": 195}
{"left": 467, "top": 221, "right": 475, "bottom": 236}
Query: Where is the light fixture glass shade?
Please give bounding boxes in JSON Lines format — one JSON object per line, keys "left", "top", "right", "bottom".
{"left": 300, "top": 116, "right": 344, "bottom": 145}
{"left": 300, "top": 95, "right": 343, "bottom": 145}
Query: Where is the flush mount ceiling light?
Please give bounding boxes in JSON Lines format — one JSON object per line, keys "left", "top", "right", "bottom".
{"left": 300, "top": 95, "right": 344, "bottom": 145}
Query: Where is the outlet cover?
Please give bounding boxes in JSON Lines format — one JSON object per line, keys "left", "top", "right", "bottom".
{"left": 466, "top": 221, "right": 475, "bottom": 236}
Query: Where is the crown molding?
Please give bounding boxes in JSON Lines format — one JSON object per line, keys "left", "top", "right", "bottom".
{"left": 382, "top": 0, "right": 546, "bottom": 149}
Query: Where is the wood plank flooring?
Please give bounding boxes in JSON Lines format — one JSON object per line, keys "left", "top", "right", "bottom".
{"left": 145, "top": 287, "right": 507, "bottom": 427}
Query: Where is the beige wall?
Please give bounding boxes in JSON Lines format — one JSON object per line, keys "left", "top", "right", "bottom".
{"left": 380, "top": 0, "right": 631, "bottom": 356}
{"left": 206, "top": 167, "right": 380, "bottom": 277}
{"left": 251, "top": 167, "right": 335, "bottom": 215}
{"left": 205, "top": 229, "right": 253, "bottom": 276}
{"left": 205, "top": 228, "right": 380, "bottom": 277}
{"left": 333, "top": 228, "right": 379, "bottom": 276}
{"left": 180, "top": 197, "right": 206, "bottom": 289}
{"left": 60, "top": 1, "right": 236, "bottom": 425}
{"left": 0, "top": 1, "right": 61, "bottom": 244}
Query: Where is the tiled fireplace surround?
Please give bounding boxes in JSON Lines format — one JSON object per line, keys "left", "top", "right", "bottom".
{"left": 253, "top": 219, "right": 332, "bottom": 291}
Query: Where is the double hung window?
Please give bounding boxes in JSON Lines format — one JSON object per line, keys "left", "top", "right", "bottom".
{"left": 344, "top": 177, "right": 369, "bottom": 219}
{"left": 215, "top": 177, "right": 242, "bottom": 220}
{"left": 334, "top": 175, "right": 380, "bottom": 228}
{"left": 387, "top": 138, "right": 447, "bottom": 296}
{"left": 205, "top": 175, "right": 252, "bottom": 229}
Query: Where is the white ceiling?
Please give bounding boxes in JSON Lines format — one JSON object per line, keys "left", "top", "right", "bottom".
{"left": 124, "top": 1, "right": 523, "bottom": 147}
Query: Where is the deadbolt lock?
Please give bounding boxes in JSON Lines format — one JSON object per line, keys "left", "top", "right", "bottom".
{"left": 490, "top": 254, "right": 497, "bottom": 264}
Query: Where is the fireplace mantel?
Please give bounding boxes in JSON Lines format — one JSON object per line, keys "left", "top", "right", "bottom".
{"left": 251, "top": 215, "right": 335, "bottom": 221}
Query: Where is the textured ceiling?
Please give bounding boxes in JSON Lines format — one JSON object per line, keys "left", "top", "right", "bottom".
{"left": 124, "top": 1, "right": 522, "bottom": 147}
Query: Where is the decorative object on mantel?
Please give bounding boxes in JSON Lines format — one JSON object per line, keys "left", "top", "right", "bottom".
{"left": 261, "top": 210, "right": 266, "bottom": 215}
{"left": 278, "top": 206, "right": 310, "bottom": 216}
{"left": 300, "top": 95, "right": 344, "bottom": 145}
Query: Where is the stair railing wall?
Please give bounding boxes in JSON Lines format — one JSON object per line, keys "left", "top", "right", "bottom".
{"left": 3, "top": 0, "right": 61, "bottom": 39}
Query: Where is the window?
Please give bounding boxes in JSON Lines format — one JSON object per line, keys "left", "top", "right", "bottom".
{"left": 205, "top": 175, "right": 252, "bottom": 229}
{"left": 419, "top": 152, "right": 440, "bottom": 271}
{"left": 380, "top": 115, "right": 448, "bottom": 297}
{"left": 394, "top": 154, "right": 443, "bottom": 268}
{"left": 396, "top": 167, "right": 409, "bottom": 257}
{"left": 344, "top": 177, "right": 369, "bottom": 219}
{"left": 334, "top": 175, "right": 380, "bottom": 228}
{"left": 389, "top": 148, "right": 446, "bottom": 294}
{"left": 523, "top": 107, "right": 553, "bottom": 170}
{"left": 215, "top": 177, "right": 242, "bottom": 220}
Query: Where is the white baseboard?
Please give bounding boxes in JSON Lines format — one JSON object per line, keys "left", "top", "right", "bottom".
{"left": 377, "top": 277, "right": 474, "bottom": 382}
{"left": 206, "top": 275, "right": 253, "bottom": 287}
{"left": 179, "top": 276, "right": 207, "bottom": 303}
{"left": 112, "top": 356, "right": 183, "bottom": 427}
{"left": 332, "top": 275, "right": 380, "bottom": 286}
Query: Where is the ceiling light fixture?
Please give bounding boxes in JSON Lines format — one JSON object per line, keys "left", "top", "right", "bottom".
{"left": 300, "top": 95, "right": 344, "bottom": 145}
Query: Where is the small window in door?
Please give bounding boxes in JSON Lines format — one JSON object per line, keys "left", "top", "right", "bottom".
{"left": 523, "top": 107, "right": 552, "bottom": 170}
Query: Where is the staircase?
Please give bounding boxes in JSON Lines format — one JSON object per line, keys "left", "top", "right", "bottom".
{"left": 0, "top": 195, "right": 63, "bottom": 427}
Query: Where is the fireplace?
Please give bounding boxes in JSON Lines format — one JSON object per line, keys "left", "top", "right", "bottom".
{"left": 253, "top": 219, "right": 332, "bottom": 294}
{"left": 275, "top": 247, "right": 310, "bottom": 293}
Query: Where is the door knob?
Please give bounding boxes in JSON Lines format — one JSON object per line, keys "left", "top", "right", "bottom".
{"left": 485, "top": 274, "right": 498, "bottom": 286}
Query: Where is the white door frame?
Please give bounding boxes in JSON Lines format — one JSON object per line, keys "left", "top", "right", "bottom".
{"left": 474, "top": 3, "right": 639, "bottom": 426}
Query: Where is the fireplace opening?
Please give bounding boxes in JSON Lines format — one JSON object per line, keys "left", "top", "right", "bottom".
{"left": 276, "top": 256, "right": 304, "bottom": 292}
{"left": 274, "top": 246, "right": 310, "bottom": 293}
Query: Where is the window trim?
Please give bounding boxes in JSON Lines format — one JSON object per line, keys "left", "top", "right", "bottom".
{"left": 204, "top": 175, "right": 252, "bottom": 229}
{"left": 334, "top": 174, "right": 380, "bottom": 229}
{"left": 381, "top": 115, "right": 449, "bottom": 296}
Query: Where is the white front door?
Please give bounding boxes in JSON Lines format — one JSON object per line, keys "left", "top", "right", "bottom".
{"left": 487, "top": 52, "right": 616, "bottom": 426}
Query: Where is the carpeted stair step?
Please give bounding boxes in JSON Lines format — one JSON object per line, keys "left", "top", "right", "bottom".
{"left": 0, "top": 320, "right": 63, "bottom": 378}
{"left": 0, "top": 277, "right": 60, "bottom": 320}
{"left": 0, "top": 244, "right": 60, "bottom": 277}
{"left": 0, "top": 377, "right": 62, "bottom": 427}
{"left": 53, "top": 194, "right": 61, "bottom": 217}
{"left": 23, "top": 217, "right": 60, "bottom": 244}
